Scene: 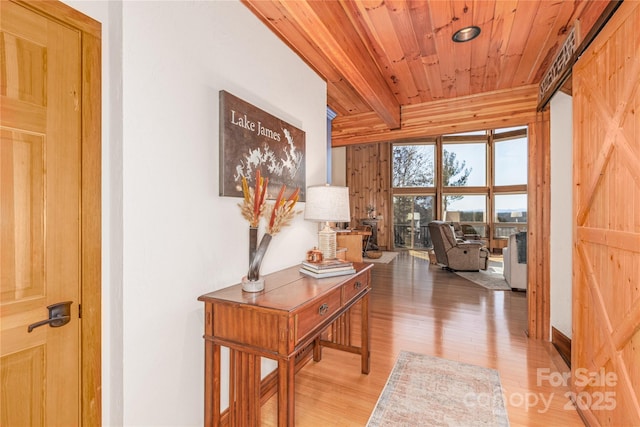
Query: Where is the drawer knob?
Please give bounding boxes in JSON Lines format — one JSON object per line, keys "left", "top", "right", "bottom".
{"left": 318, "top": 303, "right": 329, "bottom": 316}
{"left": 354, "top": 281, "right": 362, "bottom": 290}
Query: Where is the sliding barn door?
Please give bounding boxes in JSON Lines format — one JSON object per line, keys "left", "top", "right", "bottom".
{"left": 572, "top": 1, "right": 640, "bottom": 425}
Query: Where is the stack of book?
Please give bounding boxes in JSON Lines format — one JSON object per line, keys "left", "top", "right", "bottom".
{"left": 300, "top": 259, "right": 356, "bottom": 279}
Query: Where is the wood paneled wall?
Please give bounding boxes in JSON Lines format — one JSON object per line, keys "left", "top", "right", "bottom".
{"left": 345, "top": 143, "right": 390, "bottom": 250}
{"left": 333, "top": 85, "right": 539, "bottom": 146}
{"left": 572, "top": 2, "right": 640, "bottom": 425}
{"left": 527, "top": 109, "right": 551, "bottom": 340}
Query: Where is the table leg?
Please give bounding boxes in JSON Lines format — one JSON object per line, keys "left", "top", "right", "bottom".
{"left": 361, "top": 292, "right": 370, "bottom": 374}
{"left": 227, "top": 349, "right": 262, "bottom": 426}
{"left": 277, "top": 357, "right": 295, "bottom": 426}
{"left": 203, "top": 339, "right": 220, "bottom": 426}
{"left": 313, "top": 336, "right": 322, "bottom": 362}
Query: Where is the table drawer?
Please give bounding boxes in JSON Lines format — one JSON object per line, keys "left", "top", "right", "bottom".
{"left": 342, "top": 274, "right": 369, "bottom": 303}
{"left": 296, "top": 288, "right": 341, "bottom": 343}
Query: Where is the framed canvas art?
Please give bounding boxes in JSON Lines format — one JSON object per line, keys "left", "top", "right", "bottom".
{"left": 219, "top": 90, "right": 306, "bottom": 201}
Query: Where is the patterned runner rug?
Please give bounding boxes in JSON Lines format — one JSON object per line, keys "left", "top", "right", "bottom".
{"left": 367, "top": 351, "right": 510, "bottom": 427}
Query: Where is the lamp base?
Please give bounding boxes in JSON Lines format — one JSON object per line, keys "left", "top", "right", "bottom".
{"left": 318, "top": 223, "right": 337, "bottom": 259}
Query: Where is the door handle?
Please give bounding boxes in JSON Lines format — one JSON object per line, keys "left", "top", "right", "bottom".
{"left": 27, "top": 301, "right": 72, "bottom": 333}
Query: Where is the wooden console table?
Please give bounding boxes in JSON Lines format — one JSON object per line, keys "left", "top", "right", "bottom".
{"left": 198, "top": 263, "right": 373, "bottom": 426}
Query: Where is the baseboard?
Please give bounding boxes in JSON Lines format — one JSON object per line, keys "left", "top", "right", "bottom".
{"left": 551, "top": 327, "right": 571, "bottom": 368}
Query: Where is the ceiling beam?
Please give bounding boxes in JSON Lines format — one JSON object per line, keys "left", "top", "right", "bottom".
{"left": 332, "top": 85, "right": 539, "bottom": 146}
{"left": 243, "top": 0, "right": 401, "bottom": 129}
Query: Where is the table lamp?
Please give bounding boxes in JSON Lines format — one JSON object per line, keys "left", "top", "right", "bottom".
{"left": 510, "top": 211, "right": 523, "bottom": 222}
{"left": 304, "top": 184, "right": 351, "bottom": 260}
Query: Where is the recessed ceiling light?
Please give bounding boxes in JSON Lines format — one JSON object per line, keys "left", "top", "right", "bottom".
{"left": 452, "top": 26, "right": 481, "bottom": 43}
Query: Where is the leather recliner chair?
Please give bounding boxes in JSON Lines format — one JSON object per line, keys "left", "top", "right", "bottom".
{"left": 428, "top": 221, "right": 489, "bottom": 271}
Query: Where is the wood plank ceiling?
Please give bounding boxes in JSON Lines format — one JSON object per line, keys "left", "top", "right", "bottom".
{"left": 243, "top": 0, "right": 612, "bottom": 144}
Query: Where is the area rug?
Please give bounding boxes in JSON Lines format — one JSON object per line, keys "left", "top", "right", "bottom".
{"left": 364, "top": 251, "right": 398, "bottom": 264}
{"left": 367, "top": 351, "right": 509, "bottom": 427}
{"left": 454, "top": 261, "right": 511, "bottom": 291}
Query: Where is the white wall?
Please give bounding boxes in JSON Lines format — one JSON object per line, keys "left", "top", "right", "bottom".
{"left": 549, "top": 91, "right": 573, "bottom": 338}
{"left": 64, "top": 1, "right": 326, "bottom": 425}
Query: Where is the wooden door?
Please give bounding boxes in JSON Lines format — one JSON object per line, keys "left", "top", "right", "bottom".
{"left": 1, "top": 1, "right": 93, "bottom": 424}
{"left": 572, "top": 1, "right": 640, "bottom": 425}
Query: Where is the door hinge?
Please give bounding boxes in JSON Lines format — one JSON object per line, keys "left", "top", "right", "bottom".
{"left": 78, "top": 304, "right": 82, "bottom": 319}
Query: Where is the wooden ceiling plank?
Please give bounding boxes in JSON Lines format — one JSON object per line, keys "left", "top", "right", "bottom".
{"left": 291, "top": 0, "right": 400, "bottom": 128}
{"left": 389, "top": 0, "right": 423, "bottom": 60}
{"left": 327, "top": 81, "right": 370, "bottom": 116}
{"left": 347, "top": 0, "right": 418, "bottom": 105}
{"left": 409, "top": 0, "right": 437, "bottom": 57}
{"left": 483, "top": 0, "right": 517, "bottom": 91}
{"left": 496, "top": 0, "right": 540, "bottom": 90}
{"left": 574, "top": 0, "right": 617, "bottom": 44}
{"left": 427, "top": 1, "right": 461, "bottom": 98}
{"left": 421, "top": 56, "right": 445, "bottom": 101}
{"left": 407, "top": 0, "right": 442, "bottom": 101}
{"left": 450, "top": 1, "right": 478, "bottom": 97}
{"left": 242, "top": 1, "right": 340, "bottom": 82}
{"left": 384, "top": 0, "right": 427, "bottom": 103}
{"left": 527, "top": 1, "right": 584, "bottom": 84}
{"left": 340, "top": 1, "right": 405, "bottom": 103}
{"left": 469, "top": 0, "right": 496, "bottom": 95}
{"left": 244, "top": 0, "right": 613, "bottom": 132}
{"left": 391, "top": 60, "right": 422, "bottom": 104}
{"left": 511, "top": 1, "right": 563, "bottom": 86}
{"left": 332, "top": 1, "right": 399, "bottom": 116}
{"left": 243, "top": 0, "right": 400, "bottom": 128}
{"left": 406, "top": 56, "right": 433, "bottom": 103}
{"left": 243, "top": 0, "right": 371, "bottom": 117}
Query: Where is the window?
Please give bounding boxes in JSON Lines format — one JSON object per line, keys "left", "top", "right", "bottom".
{"left": 443, "top": 194, "right": 487, "bottom": 237}
{"left": 494, "top": 194, "right": 527, "bottom": 238}
{"left": 494, "top": 137, "right": 527, "bottom": 186}
{"left": 390, "top": 126, "right": 528, "bottom": 250}
{"left": 392, "top": 143, "right": 435, "bottom": 188}
{"left": 444, "top": 195, "right": 486, "bottom": 221}
{"left": 446, "top": 130, "right": 488, "bottom": 136}
{"left": 493, "top": 127, "right": 528, "bottom": 239}
{"left": 442, "top": 143, "right": 486, "bottom": 187}
{"left": 393, "top": 195, "right": 434, "bottom": 249}
{"left": 495, "top": 194, "right": 527, "bottom": 222}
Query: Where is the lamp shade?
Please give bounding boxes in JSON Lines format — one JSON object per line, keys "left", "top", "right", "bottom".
{"left": 304, "top": 185, "right": 351, "bottom": 222}
{"left": 445, "top": 211, "right": 461, "bottom": 222}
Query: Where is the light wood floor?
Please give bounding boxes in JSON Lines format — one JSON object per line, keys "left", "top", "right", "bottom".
{"left": 262, "top": 251, "right": 584, "bottom": 426}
